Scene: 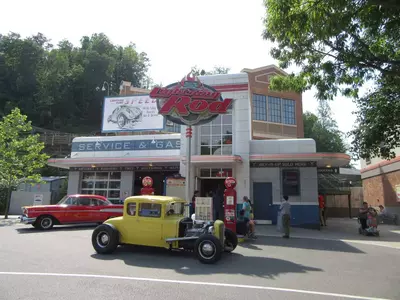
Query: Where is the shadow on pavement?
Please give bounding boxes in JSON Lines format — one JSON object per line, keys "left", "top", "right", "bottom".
{"left": 0, "top": 219, "right": 19, "bottom": 227}
{"left": 16, "top": 224, "right": 97, "bottom": 234}
{"left": 250, "top": 236, "right": 365, "bottom": 254}
{"left": 91, "top": 245, "right": 323, "bottom": 278}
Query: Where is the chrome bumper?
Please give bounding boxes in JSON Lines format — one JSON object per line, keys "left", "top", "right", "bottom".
{"left": 20, "top": 215, "right": 37, "bottom": 224}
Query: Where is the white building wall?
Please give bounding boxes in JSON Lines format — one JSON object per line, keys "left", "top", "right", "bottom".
{"left": 67, "top": 171, "right": 80, "bottom": 194}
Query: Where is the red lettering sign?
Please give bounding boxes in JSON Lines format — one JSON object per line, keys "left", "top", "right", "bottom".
{"left": 150, "top": 73, "right": 233, "bottom": 126}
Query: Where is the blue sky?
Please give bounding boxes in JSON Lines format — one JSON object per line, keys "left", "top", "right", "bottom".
{"left": 1, "top": 0, "right": 360, "bottom": 167}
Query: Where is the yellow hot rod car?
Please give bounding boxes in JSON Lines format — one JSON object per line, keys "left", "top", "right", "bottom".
{"left": 91, "top": 195, "right": 238, "bottom": 264}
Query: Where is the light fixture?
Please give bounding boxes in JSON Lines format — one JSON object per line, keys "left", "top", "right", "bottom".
{"left": 326, "top": 164, "right": 331, "bottom": 168}
{"left": 91, "top": 164, "right": 96, "bottom": 168}
{"left": 149, "top": 163, "right": 153, "bottom": 167}
{"left": 151, "top": 138, "right": 156, "bottom": 144}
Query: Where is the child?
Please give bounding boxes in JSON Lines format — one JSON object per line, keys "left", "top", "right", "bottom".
{"left": 366, "top": 207, "right": 378, "bottom": 233}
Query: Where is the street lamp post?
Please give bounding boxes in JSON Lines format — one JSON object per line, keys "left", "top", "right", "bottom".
{"left": 102, "top": 81, "right": 111, "bottom": 96}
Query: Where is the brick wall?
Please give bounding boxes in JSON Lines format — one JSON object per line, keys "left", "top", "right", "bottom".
{"left": 362, "top": 170, "right": 400, "bottom": 207}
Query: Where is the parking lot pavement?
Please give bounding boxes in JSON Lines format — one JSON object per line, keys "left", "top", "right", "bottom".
{"left": 1, "top": 223, "right": 399, "bottom": 300}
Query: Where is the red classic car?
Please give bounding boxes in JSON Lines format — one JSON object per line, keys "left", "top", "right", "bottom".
{"left": 20, "top": 194, "right": 123, "bottom": 230}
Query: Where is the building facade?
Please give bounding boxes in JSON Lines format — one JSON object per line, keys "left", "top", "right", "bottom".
{"left": 48, "top": 65, "right": 350, "bottom": 228}
{"left": 360, "top": 147, "right": 400, "bottom": 214}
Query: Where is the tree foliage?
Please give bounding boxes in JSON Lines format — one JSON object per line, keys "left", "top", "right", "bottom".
{"left": 191, "top": 66, "right": 230, "bottom": 76}
{"left": 262, "top": 0, "right": 400, "bottom": 159}
{"left": 303, "top": 102, "right": 348, "bottom": 154}
{"left": 0, "top": 108, "right": 49, "bottom": 218}
{"left": 0, "top": 32, "right": 150, "bottom": 133}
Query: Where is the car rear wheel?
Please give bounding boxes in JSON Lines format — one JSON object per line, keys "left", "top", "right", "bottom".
{"left": 92, "top": 224, "right": 119, "bottom": 254}
{"left": 224, "top": 228, "right": 238, "bottom": 253}
{"left": 117, "top": 114, "right": 127, "bottom": 128}
{"left": 35, "top": 216, "right": 54, "bottom": 230}
{"left": 194, "top": 235, "right": 222, "bottom": 264}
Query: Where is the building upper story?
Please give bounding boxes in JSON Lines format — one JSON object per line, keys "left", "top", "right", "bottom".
{"left": 117, "top": 65, "right": 304, "bottom": 140}
{"left": 360, "top": 147, "right": 400, "bottom": 179}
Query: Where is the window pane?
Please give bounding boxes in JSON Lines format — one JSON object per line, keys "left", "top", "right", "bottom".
{"left": 252, "top": 94, "right": 267, "bottom": 121}
{"left": 82, "top": 172, "right": 95, "bottom": 180}
{"left": 81, "top": 189, "right": 94, "bottom": 195}
{"left": 282, "top": 169, "right": 300, "bottom": 196}
{"left": 211, "top": 115, "right": 222, "bottom": 125}
{"left": 108, "top": 190, "right": 120, "bottom": 199}
{"left": 95, "top": 172, "right": 109, "bottom": 180}
{"left": 211, "top": 168, "right": 223, "bottom": 177}
{"left": 221, "top": 145, "right": 232, "bottom": 155}
{"left": 222, "top": 134, "right": 233, "bottom": 145}
{"left": 211, "top": 136, "right": 222, "bottom": 146}
{"left": 222, "top": 114, "right": 232, "bottom": 125}
{"left": 201, "top": 146, "right": 211, "bottom": 155}
{"left": 222, "top": 169, "right": 233, "bottom": 177}
{"left": 211, "top": 145, "right": 222, "bottom": 155}
{"left": 109, "top": 172, "right": 121, "bottom": 180}
{"left": 109, "top": 181, "right": 121, "bottom": 189}
{"left": 95, "top": 181, "right": 108, "bottom": 189}
{"left": 268, "top": 96, "right": 281, "bottom": 123}
{"left": 200, "top": 135, "right": 211, "bottom": 146}
{"left": 127, "top": 203, "right": 137, "bottom": 216}
{"left": 282, "top": 99, "right": 296, "bottom": 125}
{"left": 81, "top": 181, "right": 94, "bottom": 189}
{"left": 200, "top": 169, "right": 211, "bottom": 177}
{"left": 200, "top": 126, "right": 210, "bottom": 135}
{"left": 211, "top": 126, "right": 221, "bottom": 135}
{"left": 139, "top": 203, "right": 161, "bottom": 218}
{"left": 94, "top": 190, "right": 107, "bottom": 197}
{"left": 222, "top": 125, "right": 232, "bottom": 135}
{"left": 78, "top": 197, "right": 91, "bottom": 206}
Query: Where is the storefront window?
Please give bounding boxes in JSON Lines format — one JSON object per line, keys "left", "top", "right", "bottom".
{"left": 200, "top": 168, "right": 232, "bottom": 178}
{"left": 282, "top": 169, "right": 300, "bottom": 196}
{"left": 81, "top": 171, "right": 121, "bottom": 203}
{"left": 199, "top": 110, "right": 232, "bottom": 155}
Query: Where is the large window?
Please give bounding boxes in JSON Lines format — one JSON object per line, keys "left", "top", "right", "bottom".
{"left": 252, "top": 94, "right": 296, "bottom": 125}
{"left": 200, "top": 168, "right": 233, "bottom": 178}
{"left": 80, "top": 172, "right": 121, "bottom": 203}
{"left": 282, "top": 99, "right": 296, "bottom": 125}
{"left": 282, "top": 169, "right": 300, "bottom": 196}
{"left": 268, "top": 96, "right": 281, "bottom": 123}
{"left": 252, "top": 94, "right": 267, "bottom": 121}
{"left": 165, "top": 120, "right": 181, "bottom": 133}
{"left": 199, "top": 111, "right": 232, "bottom": 155}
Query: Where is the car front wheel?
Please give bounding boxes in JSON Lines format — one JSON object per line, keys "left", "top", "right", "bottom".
{"left": 224, "top": 228, "right": 238, "bottom": 253}
{"left": 35, "top": 215, "right": 54, "bottom": 230}
{"left": 92, "top": 224, "right": 119, "bottom": 254}
{"left": 194, "top": 235, "right": 222, "bottom": 264}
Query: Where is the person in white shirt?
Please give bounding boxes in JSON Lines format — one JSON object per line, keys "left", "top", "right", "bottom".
{"left": 279, "top": 195, "right": 291, "bottom": 238}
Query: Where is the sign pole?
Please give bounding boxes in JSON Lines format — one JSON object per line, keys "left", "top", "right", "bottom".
{"left": 185, "top": 126, "right": 192, "bottom": 217}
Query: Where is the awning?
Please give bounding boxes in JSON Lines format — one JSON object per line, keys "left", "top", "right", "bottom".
{"left": 48, "top": 156, "right": 181, "bottom": 169}
{"left": 250, "top": 153, "right": 350, "bottom": 167}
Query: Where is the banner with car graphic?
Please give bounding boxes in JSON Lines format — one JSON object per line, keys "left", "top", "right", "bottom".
{"left": 102, "top": 95, "right": 165, "bottom": 132}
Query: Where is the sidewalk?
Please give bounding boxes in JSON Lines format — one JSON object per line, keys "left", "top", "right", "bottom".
{"left": 256, "top": 218, "right": 400, "bottom": 249}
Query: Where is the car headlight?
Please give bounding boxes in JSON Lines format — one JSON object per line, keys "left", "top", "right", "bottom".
{"left": 208, "top": 226, "right": 214, "bottom": 234}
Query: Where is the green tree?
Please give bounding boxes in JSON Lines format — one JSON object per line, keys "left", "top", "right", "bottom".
{"left": 0, "top": 108, "right": 49, "bottom": 218}
{"left": 191, "top": 66, "right": 230, "bottom": 76}
{"left": 262, "top": 0, "right": 400, "bottom": 159}
{"left": 303, "top": 102, "right": 348, "bottom": 154}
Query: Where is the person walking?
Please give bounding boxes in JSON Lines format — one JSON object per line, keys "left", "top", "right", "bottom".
{"left": 359, "top": 202, "right": 369, "bottom": 230}
{"left": 318, "top": 194, "right": 326, "bottom": 226}
{"left": 279, "top": 195, "right": 291, "bottom": 238}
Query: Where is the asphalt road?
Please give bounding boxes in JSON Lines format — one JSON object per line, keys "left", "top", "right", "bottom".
{"left": 0, "top": 222, "right": 399, "bottom": 300}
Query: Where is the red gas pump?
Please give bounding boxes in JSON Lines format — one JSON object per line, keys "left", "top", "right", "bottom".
{"left": 140, "top": 176, "right": 155, "bottom": 195}
{"left": 223, "top": 177, "right": 237, "bottom": 233}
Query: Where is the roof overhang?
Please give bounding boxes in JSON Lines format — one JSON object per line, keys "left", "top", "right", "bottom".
{"left": 48, "top": 156, "right": 181, "bottom": 169}
{"left": 181, "top": 155, "right": 243, "bottom": 166}
{"left": 250, "top": 153, "right": 350, "bottom": 168}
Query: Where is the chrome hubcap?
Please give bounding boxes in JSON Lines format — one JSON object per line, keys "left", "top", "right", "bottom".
{"left": 96, "top": 232, "right": 110, "bottom": 248}
{"left": 41, "top": 218, "right": 52, "bottom": 228}
{"left": 198, "top": 241, "right": 216, "bottom": 259}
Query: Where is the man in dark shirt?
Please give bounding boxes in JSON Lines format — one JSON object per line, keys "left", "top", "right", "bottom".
{"left": 359, "top": 202, "right": 369, "bottom": 229}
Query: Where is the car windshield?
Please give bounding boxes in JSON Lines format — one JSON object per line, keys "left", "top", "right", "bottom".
{"left": 57, "top": 195, "right": 69, "bottom": 205}
{"left": 166, "top": 202, "right": 185, "bottom": 216}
